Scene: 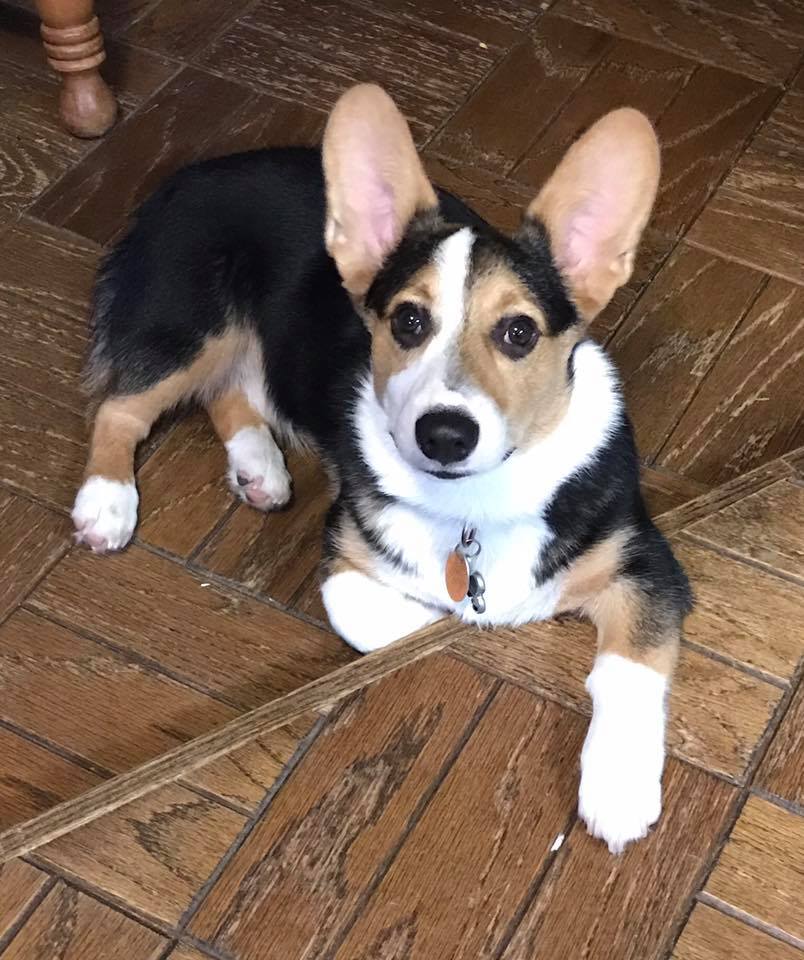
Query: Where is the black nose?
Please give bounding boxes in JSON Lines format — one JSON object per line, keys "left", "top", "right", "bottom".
{"left": 415, "top": 409, "right": 479, "bottom": 466}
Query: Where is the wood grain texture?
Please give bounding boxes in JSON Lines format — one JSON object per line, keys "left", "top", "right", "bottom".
{"left": 640, "top": 467, "right": 710, "bottom": 518}
{"left": 0, "top": 608, "right": 237, "bottom": 774}
{"left": 659, "top": 279, "right": 804, "bottom": 485}
{"left": 0, "top": 3, "right": 176, "bottom": 109}
{"left": 756, "top": 680, "right": 804, "bottom": 808}
{"left": 656, "top": 457, "right": 793, "bottom": 537}
{"left": 350, "top": 0, "right": 545, "bottom": 48}
{"left": 121, "top": 0, "right": 254, "bottom": 59}
{"left": 687, "top": 480, "right": 804, "bottom": 582}
{"left": 431, "top": 17, "right": 612, "bottom": 174}
{"left": 0, "top": 619, "right": 465, "bottom": 864}
{"left": 183, "top": 713, "right": 318, "bottom": 812}
{"left": 200, "top": 0, "right": 497, "bottom": 140}
{"left": 512, "top": 34, "right": 692, "bottom": 188}
{"left": 0, "top": 379, "right": 87, "bottom": 511}
{"left": 2, "top": 882, "right": 166, "bottom": 959}
{"left": 37, "top": 785, "right": 246, "bottom": 925}
{"left": 705, "top": 796, "right": 804, "bottom": 941}
{"left": 650, "top": 67, "right": 778, "bottom": 240}
{"left": 673, "top": 903, "right": 802, "bottom": 960}
{"left": 0, "top": 858, "right": 49, "bottom": 940}
{"left": 688, "top": 90, "right": 804, "bottom": 285}
{"left": 552, "top": 0, "right": 802, "bottom": 83}
{"left": 136, "top": 414, "right": 232, "bottom": 558}
{"left": 502, "top": 759, "right": 734, "bottom": 960}
{"left": 30, "top": 68, "right": 252, "bottom": 246}
{"left": 0, "top": 491, "right": 69, "bottom": 622}
{"left": 673, "top": 539, "right": 804, "bottom": 682}
{"left": 166, "top": 947, "right": 212, "bottom": 960}
{"left": 0, "top": 219, "right": 98, "bottom": 413}
{"left": 28, "top": 545, "right": 353, "bottom": 709}
{"left": 189, "top": 656, "right": 494, "bottom": 959}
{"left": 0, "top": 726, "right": 100, "bottom": 830}
{"left": 334, "top": 687, "right": 585, "bottom": 960}
{"left": 423, "top": 155, "right": 535, "bottom": 233}
{"left": 607, "top": 243, "right": 765, "bottom": 460}
{"left": 455, "top": 617, "right": 784, "bottom": 779}
{"left": 195, "top": 452, "right": 330, "bottom": 612}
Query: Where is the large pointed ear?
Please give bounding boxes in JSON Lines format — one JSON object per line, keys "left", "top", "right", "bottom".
{"left": 322, "top": 84, "right": 438, "bottom": 297}
{"left": 526, "top": 108, "right": 660, "bottom": 321}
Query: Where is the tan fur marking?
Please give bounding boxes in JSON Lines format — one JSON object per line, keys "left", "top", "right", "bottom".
{"left": 372, "top": 264, "right": 438, "bottom": 399}
{"left": 207, "top": 390, "right": 266, "bottom": 443}
{"left": 555, "top": 529, "right": 631, "bottom": 614}
{"left": 85, "top": 330, "right": 249, "bottom": 483}
{"left": 462, "top": 264, "right": 580, "bottom": 448}
{"left": 588, "top": 579, "right": 678, "bottom": 675}
{"left": 326, "top": 511, "right": 381, "bottom": 581}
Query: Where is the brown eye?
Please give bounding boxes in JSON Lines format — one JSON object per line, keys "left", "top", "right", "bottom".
{"left": 390, "top": 302, "right": 431, "bottom": 349}
{"left": 492, "top": 315, "right": 539, "bottom": 359}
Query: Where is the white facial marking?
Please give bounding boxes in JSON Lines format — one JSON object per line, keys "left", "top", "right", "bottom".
{"left": 578, "top": 653, "right": 667, "bottom": 854}
{"left": 225, "top": 425, "right": 291, "bottom": 510}
{"left": 322, "top": 570, "right": 441, "bottom": 652}
{"left": 358, "top": 338, "right": 621, "bottom": 525}
{"left": 381, "top": 228, "right": 511, "bottom": 476}
{"left": 72, "top": 476, "right": 138, "bottom": 553}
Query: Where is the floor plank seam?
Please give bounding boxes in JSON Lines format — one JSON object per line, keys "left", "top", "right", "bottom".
{"left": 662, "top": 653, "right": 804, "bottom": 957}
{"left": 20, "top": 602, "right": 246, "bottom": 711}
{"left": 492, "top": 807, "right": 579, "bottom": 959}
{"left": 548, "top": 10, "right": 788, "bottom": 87}
{"left": 683, "top": 234, "right": 804, "bottom": 286}
{"left": 22, "top": 854, "right": 176, "bottom": 937}
{"left": 0, "top": 716, "right": 113, "bottom": 781}
{"left": 651, "top": 273, "right": 774, "bottom": 466}
{"left": 678, "top": 531, "right": 804, "bottom": 589}
{"left": 0, "top": 873, "right": 56, "bottom": 956}
{"left": 696, "top": 892, "right": 804, "bottom": 952}
{"left": 174, "top": 711, "right": 331, "bottom": 930}
{"left": 0, "top": 540, "right": 73, "bottom": 631}
{"left": 679, "top": 636, "right": 789, "bottom": 690}
{"left": 317, "top": 679, "right": 503, "bottom": 960}
{"left": 749, "top": 786, "right": 804, "bottom": 820}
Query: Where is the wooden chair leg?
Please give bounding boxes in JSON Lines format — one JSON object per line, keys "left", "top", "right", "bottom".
{"left": 35, "top": 0, "right": 117, "bottom": 138}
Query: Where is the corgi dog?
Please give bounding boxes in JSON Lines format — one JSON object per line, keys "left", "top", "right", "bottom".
{"left": 72, "top": 84, "right": 691, "bottom": 854}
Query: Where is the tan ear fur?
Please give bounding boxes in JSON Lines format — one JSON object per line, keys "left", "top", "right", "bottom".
{"left": 527, "top": 108, "right": 660, "bottom": 321}
{"left": 322, "top": 84, "right": 438, "bottom": 297}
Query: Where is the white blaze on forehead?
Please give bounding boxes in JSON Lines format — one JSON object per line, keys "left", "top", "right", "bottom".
{"left": 430, "top": 226, "right": 474, "bottom": 352}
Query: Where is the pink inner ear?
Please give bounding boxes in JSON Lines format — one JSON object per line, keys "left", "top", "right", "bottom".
{"left": 561, "top": 193, "right": 620, "bottom": 272}
{"left": 364, "top": 177, "right": 397, "bottom": 260}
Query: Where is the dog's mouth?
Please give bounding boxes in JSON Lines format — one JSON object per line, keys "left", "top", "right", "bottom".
{"left": 424, "top": 448, "right": 515, "bottom": 480}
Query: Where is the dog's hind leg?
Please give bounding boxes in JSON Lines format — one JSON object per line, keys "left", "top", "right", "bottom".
{"left": 73, "top": 388, "right": 173, "bottom": 552}
{"left": 207, "top": 389, "right": 292, "bottom": 510}
{"left": 73, "top": 330, "right": 249, "bottom": 552}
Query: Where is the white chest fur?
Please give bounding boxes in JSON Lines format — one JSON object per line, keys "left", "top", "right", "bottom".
{"left": 371, "top": 503, "right": 563, "bottom": 625}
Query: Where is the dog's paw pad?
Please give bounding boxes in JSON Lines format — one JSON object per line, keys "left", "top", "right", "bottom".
{"left": 226, "top": 426, "right": 291, "bottom": 511}
{"left": 72, "top": 476, "right": 138, "bottom": 553}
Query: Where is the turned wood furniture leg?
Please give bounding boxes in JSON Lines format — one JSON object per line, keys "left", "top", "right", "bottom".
{"left": 35, "top": 0, "right": 117, "bottom": 138}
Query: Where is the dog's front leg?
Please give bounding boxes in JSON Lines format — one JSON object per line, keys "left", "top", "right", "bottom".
{"left": 322, "top": 567, "right": 442, "bottom": 653}
{"left": 577, "top": 576, "right": 683, "bottom": 854}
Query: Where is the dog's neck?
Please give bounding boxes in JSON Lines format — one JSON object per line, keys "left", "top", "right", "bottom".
{"left": 352, "top": 339, "right": 623, "bottom": 528}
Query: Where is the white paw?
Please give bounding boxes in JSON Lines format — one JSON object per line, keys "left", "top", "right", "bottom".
{"left": 578, "top": 653, "right": 668, "bottom": 854}
{"left": 225, "top": 425, "right": 291, "bottom": 511}
{"left": 322, "top": 570, "right": 441, "bottom": 653}
{"left": 578, "top": 736, "right": 662, "bottom": 854}
{"left": 72, "top": 476, "right": 138, "bottom": 553}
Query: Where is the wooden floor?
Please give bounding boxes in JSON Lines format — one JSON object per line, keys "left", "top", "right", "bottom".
{"left": 1, "top": 0, "right": 803, "bottom": 957}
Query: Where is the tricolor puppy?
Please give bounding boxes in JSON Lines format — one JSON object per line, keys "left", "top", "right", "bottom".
{"left": 73, "top": 84, "right": 691, "bottom": 853}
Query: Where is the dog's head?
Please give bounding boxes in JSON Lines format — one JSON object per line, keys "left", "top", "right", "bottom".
{"left": 323, "top": 85, "right": 659, "bottom": 479}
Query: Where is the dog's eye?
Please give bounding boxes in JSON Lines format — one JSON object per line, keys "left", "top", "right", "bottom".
{"left": 493, "top": 315, "right": 539, "bottom": 359}
{"left": 391, "top": 302, "right": 431, "bottom": 349}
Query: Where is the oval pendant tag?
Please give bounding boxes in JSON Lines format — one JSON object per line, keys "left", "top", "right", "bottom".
{"left": 445, "top": 549, "right": 470, "bottom": 602}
